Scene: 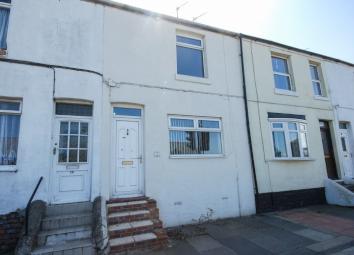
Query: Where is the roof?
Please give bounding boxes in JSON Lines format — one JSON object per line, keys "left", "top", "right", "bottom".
{"left": 84, "top": 0, "right": 354, "bottom": 67}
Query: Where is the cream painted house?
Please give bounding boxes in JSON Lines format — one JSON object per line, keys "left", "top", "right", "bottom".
{"left": 241, "top": 36, "right": 349, "bottom": 211}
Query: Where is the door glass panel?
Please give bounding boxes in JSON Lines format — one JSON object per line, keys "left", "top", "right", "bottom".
{"left": 69, "top": 135, "right": 78, "bottom": 148}
{"left": 69, "top": 149, "right": 78, "bottom": 162}
{"left": 60, "top": 122, "right": 69, "bottom": 134}
{"left": 79, "top": 150, "right": 87, "bottom": 162}
{"left": 288, "top": 123, "right": 297, "bottom": 130}
{"left": 70, "top": 122, "right": 79, "bottom": 134}
{"left": 80, "top": 122, "right": 88, "bottom": 135}
{"left": 59, "top": 135, "right": 68, "bottom": 148}
{"left": 113, "top": 107, "right": 141, "bottom": 117}
{"left": 80, "top": 136, "right": 88, "bottom": 148}
{"left": 341, "top": 137, "right": 347, "bottom": 151}
{"left": 58, "top": 121, "right": 89, "bottom": 163}
{"left": 58, "top": 149, "right": 67, "bottom": 163}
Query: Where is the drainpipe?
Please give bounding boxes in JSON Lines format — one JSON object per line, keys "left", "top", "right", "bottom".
{"left": 239, "top": 34, "right": 260, "bottom": 202}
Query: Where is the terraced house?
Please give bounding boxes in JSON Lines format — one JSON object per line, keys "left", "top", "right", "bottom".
{"left": 0, "top": 0, "right": 353, "bottom": 254}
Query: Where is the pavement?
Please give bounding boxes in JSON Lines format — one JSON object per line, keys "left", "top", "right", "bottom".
{"left": 132, "top": 205, "right": 354, "bottom": 255}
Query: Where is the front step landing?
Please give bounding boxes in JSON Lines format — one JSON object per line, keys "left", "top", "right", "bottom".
{"left": 31, "top": 202, "right": 95, "bottom": 255}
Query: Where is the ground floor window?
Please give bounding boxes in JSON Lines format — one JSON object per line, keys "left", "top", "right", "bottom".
{"left": 168, "top": 116, "right": 222, "bottom": 156}
{"left": 271, "top": 120, "right": 309, "bottom": 159}
{"left": 0, "top": 100, "right": 21, "bottom": 166}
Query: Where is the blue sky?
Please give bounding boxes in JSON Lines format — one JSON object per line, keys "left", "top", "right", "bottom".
{"left": 114, "top": 0, "right": 354, "bottom": 63}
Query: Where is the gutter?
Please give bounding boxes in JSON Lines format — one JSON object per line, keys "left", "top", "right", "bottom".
{"left": 239, "top": 35, "right": 259, "bottom": 198}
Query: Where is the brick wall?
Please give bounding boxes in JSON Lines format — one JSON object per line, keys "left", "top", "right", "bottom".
{"left": 256, "top": 188, "right": 326, "bottom": 213}
{"left": 0, "top": 211, "right": 24, "bottom": 254}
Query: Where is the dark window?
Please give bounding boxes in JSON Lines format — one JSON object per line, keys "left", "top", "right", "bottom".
{"left": 176, "top": 35, "right": 205, "bottom": 78}
{"left": 0, "top": 101, "right": 20, "bottom": 111}
{"left": 0, "top": 0, "right": 10, "bottom": 50}
{"left": 113, "top": 107, "right": 141, "bottom": 117}
{"left": 56, "top": 103, "right": 93, "bottom": 117}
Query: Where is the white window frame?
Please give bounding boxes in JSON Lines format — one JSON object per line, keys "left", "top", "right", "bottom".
{"left": 168, "top": 115, "right": 223, "bottom": 158}
{"left": 309, "top": 63, "right": 326, "bottom": 98}
{"left": 0, "top": 0, "right": 11, "bottom": 52}
{"left": 270, "top": 119, "right": 309, "bottom": 160}
{"left": 0, "top": 99, "right": 21, "bottom": 171}
{"left": 271, "top": 55, "right": 295, "bottom": 93}
{"left": 176, "top": 33, "right": 206, "bottom": 79}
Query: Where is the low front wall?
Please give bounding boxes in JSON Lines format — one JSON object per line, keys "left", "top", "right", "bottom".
{"left": 256, "top": 188, "right": 326, "bottom": 213}
{"left": 0, "top": 211, "right": 24, "bottom": 254}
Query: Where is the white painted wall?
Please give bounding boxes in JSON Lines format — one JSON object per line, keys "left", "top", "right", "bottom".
{"left": 101, "top": 6, "right": 256, "bottom": 226}
{"left": 325, "top": 61, "right": 354, "bottom": 179}
{"left": 0, "top": 0, "right": 103, "bottom": 213}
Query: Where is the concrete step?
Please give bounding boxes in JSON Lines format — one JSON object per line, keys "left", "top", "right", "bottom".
{"left": 110, "top": 232, "right": 157, "bottom": 253}
{"left": 46, "top": 202, "right": 93, "bottom": 217}
{"left": 37, "top": 225, "right": 92, "bottom": 247}
{"left": 108, "top": 196, "right": 148, "bottom": 204}
{"left": 109, "top": 219, "right": 162, "bottom": 238}
{"left": 41, "top": 213, "right": 92, "bottom": 231}
{"left": 31, "top": 238, "right": 94, "bottom": 255}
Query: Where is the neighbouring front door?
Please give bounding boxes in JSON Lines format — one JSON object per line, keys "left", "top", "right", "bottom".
{"left": 339, "top": 122, "right": 354, "bottom": 177}
{"left": 113, "top": 113, "right": 143, "bottom": 197}
{"left": 52, "top": 118, "right": 91, "bottom": 203}
{"left": 320, "top": 121, "right": 338, "bottom": 179}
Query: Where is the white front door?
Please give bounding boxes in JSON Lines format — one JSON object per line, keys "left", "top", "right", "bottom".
{"left": 339, "top": 128, "right": 354, "bottom": 177}
{"left": 51, "top": 118, "right": 91, "bottom": 203}
{"left": 113, "top": 119, "right": 143, "bottom": 197}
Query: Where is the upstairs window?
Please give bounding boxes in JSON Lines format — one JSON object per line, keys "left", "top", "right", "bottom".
{"left": 0, "top": 100, "right": 21, "bottom": 166}
{"left": 271, "top": 120, "right": 309, "bottom": 159}
{"left": 272, "top": 55, "right": 294, "bottom": 91}
{"left": 0, "top": 0, "right": 11, "bottom": 50}
{"left": 310, "top": 64, "right": 325, "bottom": 97}
{"left": 176, "top": 34, "right": 205, "bottom": 78}
{"left": 168, "top": 116, "right": 222, "bottom": 156}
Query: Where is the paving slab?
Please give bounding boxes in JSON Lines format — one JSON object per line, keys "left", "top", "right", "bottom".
{"left": 294, "top": 228, "right": 335, "bottom": 242}
{"left": 201, "top": 246, "right": 238, "bottom": 255}
{"left": 331, "top": 246, "right": 354, "bottom": 255}
{"left": 219, "top": 235, "right": 273, "bottom": 255}
{"left": 306, "top": 236, "right": 353, "bottom": 252}
{"left": 187, "top": 235, "right": 223, "bottom": 252}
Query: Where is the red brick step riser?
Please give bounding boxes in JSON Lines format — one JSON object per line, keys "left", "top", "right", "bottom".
{"left": 108, "top": 209, "right": 160, "bottom": 225}
{"left": 109, "top": 221, "right": 163, "bottom": 238}
{"left": 108, "top": 201, "right": 157, "bottom": 213}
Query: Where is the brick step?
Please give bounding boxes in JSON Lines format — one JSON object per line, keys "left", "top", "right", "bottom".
{"left": 108, "top": 208, "right": 159, "bottom": 225}
{"left": 109, "top": 219, "right": 162, "bottom": 238}
{"left": 109, "top": 230, "right": 168, "bottom": 254}
{"left": 107, "top": 199, "right": 156, "bottom": 213}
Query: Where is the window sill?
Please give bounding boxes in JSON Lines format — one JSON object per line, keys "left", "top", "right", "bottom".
{"left": 175, "top": 74, "right": 211, "bottom": 85}
{"left": 313, "top": 95, "right": 329, "bottom": 101}
{"left": 170, "top": 154, "right": 225, "bottom": 159}
{"left": 0, "top": 165, "right": 17, "bottom": 172}
{"left": 267, "top": 157, "right": 315, "bottom": 162}
{"left": 274, "top": 89, "right": 298, "bottom": 97}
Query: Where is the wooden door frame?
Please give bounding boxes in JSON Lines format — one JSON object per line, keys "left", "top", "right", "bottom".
{"left": 320, "top": 120, "right": 339, "bottom": 180}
